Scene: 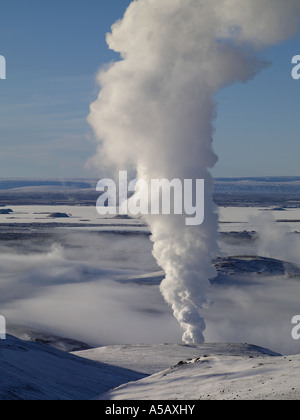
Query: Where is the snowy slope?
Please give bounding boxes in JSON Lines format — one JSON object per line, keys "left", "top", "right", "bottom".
{"left": 0, "top": 335, "right": 145, "bottom": 400}
{"left": 95, "top": 347, "right": 300, "bottom": 401}
{"left": 2, "top": 335, "right": 298, "bottom": 400}
{"left": 73, "top": 343, "right": 279, "bottom": 375}
{"left": 7, "top": 324, "right": 91, "bottom": 352}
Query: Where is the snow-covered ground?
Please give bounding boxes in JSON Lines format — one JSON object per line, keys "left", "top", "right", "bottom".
{"left": 74, "top": 342, "right": 300, "bottom": 401}
{"left": 2, "top": 332, "right": 299, "bottom": 400}
{"left": 0, "top": 335, "right": 145, "bottom": 400}
{"left": 97, "top": 347, "right": 300, "bottom": 400}
{"left": 0, "top": 205, "right": 148, "bottom": 232}
{"left": 219, "top": 206, "right": 300, "bottom": 233}
{"left": 73, "top": 343, "right": 279, "bottom": 374}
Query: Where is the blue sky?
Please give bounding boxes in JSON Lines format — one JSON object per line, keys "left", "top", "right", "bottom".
{"left": 214, "top": 35, "right": 300, "bottom": 177}
{"left": 0, "top": 0, "right": 299, "bottom": 179}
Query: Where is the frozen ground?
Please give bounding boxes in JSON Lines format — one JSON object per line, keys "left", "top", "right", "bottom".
{"left": 97, "top": 347, "right": 300, "bottom": 400}
{"left": 73, "top": 343, "right": 279, "bottom": 375}
{"left": 3, "top": 334, "right": 296, "bottom": 401}
{"left": 0, "top": 335, "right": 145, "bottom": 400}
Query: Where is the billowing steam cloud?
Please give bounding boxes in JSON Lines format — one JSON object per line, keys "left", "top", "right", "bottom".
{"left": 88, "top": 0, "right": 300, "bottom": 343}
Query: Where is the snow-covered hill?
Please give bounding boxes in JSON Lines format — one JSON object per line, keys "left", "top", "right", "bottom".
{"left": 89, "top": 344, "right": 300, "bottom": 401}
{"left": 1, "top": 333, "right": 300, "bottom": 400}
{"left": 74, "top": 342, "right": 300, "bottom": 401}
{"left": 7, "top": 324, "right": 91, "bottom": 352}
{"left": 0, "top": 335, "right": 145, "bottom": 400}
{"left": 73, "top": 343, "right": 279, "bottom": 375}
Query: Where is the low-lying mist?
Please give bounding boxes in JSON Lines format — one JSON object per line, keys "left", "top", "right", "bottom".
{"left": 1, "top": 213, "right": 300, "bottom": 354}
{"left": 0, "top": 231, "right": 182, "bottom": 346}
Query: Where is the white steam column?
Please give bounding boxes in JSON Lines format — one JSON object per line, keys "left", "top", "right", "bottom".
{"left": 89, "top": 0, "right": 300, "bottom": 343}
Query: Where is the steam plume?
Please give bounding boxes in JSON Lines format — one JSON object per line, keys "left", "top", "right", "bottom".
{"left": 89, "top": 0, "right": 300, "bottom": 343}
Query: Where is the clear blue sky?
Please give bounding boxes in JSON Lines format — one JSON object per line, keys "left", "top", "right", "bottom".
{"left": 0, "top": 0, "right": 299, "bottom": 179}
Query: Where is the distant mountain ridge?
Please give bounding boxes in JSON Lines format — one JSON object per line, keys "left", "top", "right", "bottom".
{"left": 0, "top": 177, "right": 299, "bottom": 206}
